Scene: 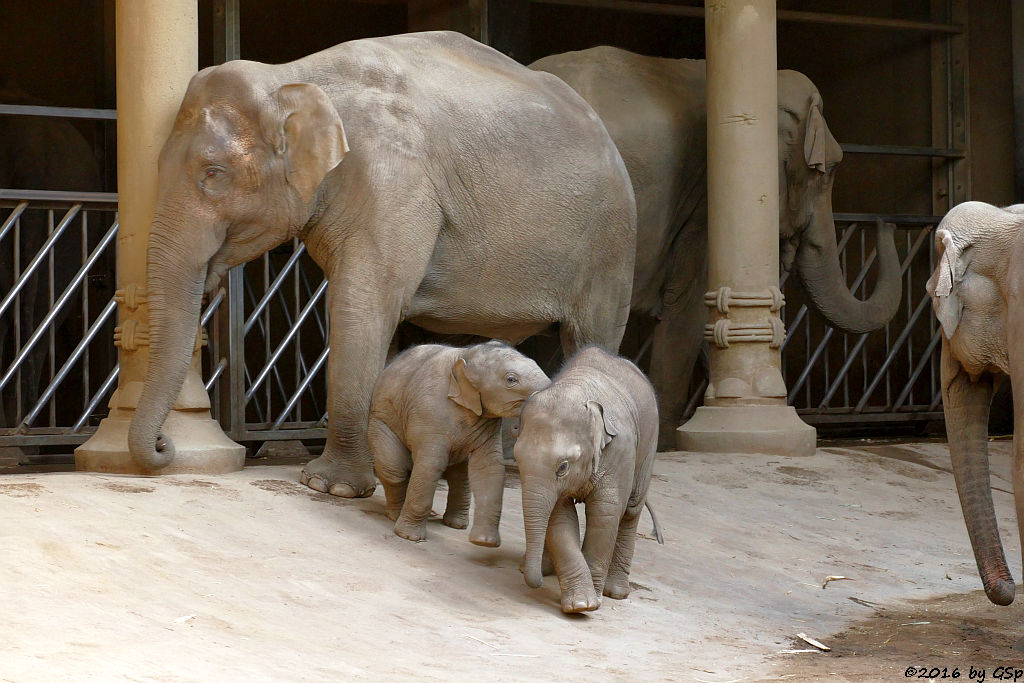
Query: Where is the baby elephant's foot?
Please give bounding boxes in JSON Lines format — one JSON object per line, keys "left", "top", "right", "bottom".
{"left": 469, "top": 525, "right": 501, "bottom": 548}
{"left": 603, "top": 573, "right": 631, "bottom": 600}
{"left": 442, "top": 510, "right": 469, "bottom": 530}
{"left": 393, "top": 518, "right": 428, "bottom": 543}
{"left": 561, "top": 583, "right": 601, "bottom": 614}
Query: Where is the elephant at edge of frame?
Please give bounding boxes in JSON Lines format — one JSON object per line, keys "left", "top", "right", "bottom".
{"left": 514, "top": 346, "right": 657, "bottom": 613}
{"left": 925, "top": 200, "right": 1024, "bottom": 607}
{"left": 126, "top": 31, "right": 637, "bottom": 498}
{"left": 531, "top": 47, "right": 903, "bottom": 449}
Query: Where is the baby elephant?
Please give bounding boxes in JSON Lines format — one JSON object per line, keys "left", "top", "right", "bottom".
{"left": 514, "top": 346, "right": 657, "bottom": 613}
{"left": 369, "top": 341, "right": 550, "bottom": 545}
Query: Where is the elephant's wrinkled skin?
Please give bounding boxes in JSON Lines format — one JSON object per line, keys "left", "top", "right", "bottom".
{"left": 369, "top": 341, "right": 549, "bottom": 545}
{"left": 514, "top": 346, "right": 657, "bottom": 613}
{"left": 126, "top": 32, "right": 636, "bottom": 495}
{"left": 926, "top": 201, "right": 1024, "bottom": 607}
{"left": 531, "top": 47, "right": 902, "bottom": 448}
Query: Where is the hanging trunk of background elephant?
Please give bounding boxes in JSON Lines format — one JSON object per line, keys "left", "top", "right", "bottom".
{"left": 531, "top": 47, "right": 902, "bottom": 449}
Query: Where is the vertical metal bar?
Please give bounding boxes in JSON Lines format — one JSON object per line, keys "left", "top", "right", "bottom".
{"left": 212, "top": 0, "right": 240, "bottom": 64}
{"left": 949, "top": 0, "right": 970, "bottom": 205}
{"left": 13, "top": 214, "right": 21, "bottom": 422}
{"left": 228, "top": 265, "right": 245, "bottom": 439}
{"left": 48, "top": 209, "right": 56, "bottom": 426}
{"left": 83, "top": 211, "right": 90, "bottom": 417}
{"left": 293, "top": 239, "right": 302, "bottom": 424}
{"left": 262, "top": 254, "right": 271, "bottom": 423}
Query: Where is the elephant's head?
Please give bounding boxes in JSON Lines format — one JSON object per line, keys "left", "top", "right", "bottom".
{"left": 448, "top": 341, "right": 550, "bottom": 419}
{"left": 128, "top": 62, "right": 348, "bottom": 470}
{"left": 777, "top": 70, "right": 901, "bottom": 334}
{"left": 926, "top": 201, "right": 1022, "bottom": 605}
{"left": 513, "top": 387, "right": 616, "bottom": 588}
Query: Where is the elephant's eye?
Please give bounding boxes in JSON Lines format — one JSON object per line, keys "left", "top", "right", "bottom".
{"left": 505, "top": 373, "right": 519, "bottom": 387}
{"left": 204, "top": 167, "right": 222, "bottom": 179}
{"left": 555, "top": 460, "right": 569, "bottom": 478}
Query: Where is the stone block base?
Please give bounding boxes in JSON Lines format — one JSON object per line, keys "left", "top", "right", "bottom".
{"left": 75, "top": 409, "right": 245, "bottom": 475}
{"left": 676, "top": 405, "right": 816, "bottom": 457}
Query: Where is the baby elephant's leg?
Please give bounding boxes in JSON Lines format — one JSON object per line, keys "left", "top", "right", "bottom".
{"left": 368, "top": 417, "right": 411, "bottom": 522}
{"left": 442, "top": 460, "right": 470, "bottom": 529}
{"left": 548, "top": 500, "right": 599, "bottom": 613}
{"left": 467, "top": 436, "right": 506, "bottom": 547}
{"left": 604, "top": 499, "right": 643, "bottom": 599}
{"left": 393, "top": 445, "right": 448, "bottom": 542}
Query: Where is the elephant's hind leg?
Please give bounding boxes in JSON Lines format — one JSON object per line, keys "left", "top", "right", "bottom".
{"left": 368, "top": 417, "right": 411, "bottom": 522}
{"left": 393, "top": 445, "right": 447, "bottom": 542}
{"left": 442, "top": 459, "right": 470, "bottom": 530}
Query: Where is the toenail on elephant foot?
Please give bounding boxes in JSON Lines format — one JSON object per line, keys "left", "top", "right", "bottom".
{"left": 443, "top": 514, "right": 469, "bottom": 529}
{"left": 603, "top": 577, "right": 631, "bottom": 600}
{"left": 561, "top": 588, "right": 601, "bottom": 613}
{"left": 470, "top": 529, "right": 500, "bottom": 547}
{"left": 394, "top": 522, "right": 427, "bottom": 542}
{"left": 300, "top": 455, "right": 376, "bottom": 498}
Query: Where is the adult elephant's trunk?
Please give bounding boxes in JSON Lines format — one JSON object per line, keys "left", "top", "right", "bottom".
{"left": 795, "top": 195, "right": 901, "bottom": 334}
{"left": 941, "top": 342, "right": 1015, "bottom": 605}
{"left": 127, "top": 222, "right": 208, "bottom": 472}
{"left": 521, "top": 481, "right": 557, "bottom": 589}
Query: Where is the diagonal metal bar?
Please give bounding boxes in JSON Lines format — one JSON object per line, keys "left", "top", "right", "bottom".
{"left": 853, "top": 292, "right": 934, "bottom": 412}
{"left": 892, "top": 328, "right": 943, "bottom": 411}
{"left": 0, "top": 203, "right": 81, "bottom": 320}
{"left": 18, "top": 298, "right": 117, "bottom": 429}
{"left": 0, "top": 219, "right": 118, "bottom": 394}
{"left": 243, "top": 243, "right": 306, "bottom": 335}
{"left": 242, "top": 273, "right": 292, "bottom": 420}
{"left": 205, "top": 357, "right": 228, "bottom": 392}
{"left": 0, "top": 201, "right": 28, "bottom": 244}
{"left": 271, "top": 346, "right": 329, "bottom": 429}
{"left": 71, "top": 364, "right": 118, "bottom": 433}
{"left": 245, "top": 279, "right": 328, "bottom": 403}
{"left": 201, "top": 286, "right": 225, "bottom": 327}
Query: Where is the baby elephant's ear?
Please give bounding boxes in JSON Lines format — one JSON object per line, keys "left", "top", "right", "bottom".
{"left": 587, "top": 400, "right": 617, "bottom": 451}
{"left": 448, "top": 357, "right": 482, "bottom": 416}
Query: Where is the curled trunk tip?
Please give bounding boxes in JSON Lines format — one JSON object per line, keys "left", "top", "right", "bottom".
{"left": 983, "top": 577, "right": 1015, "bottom": 606}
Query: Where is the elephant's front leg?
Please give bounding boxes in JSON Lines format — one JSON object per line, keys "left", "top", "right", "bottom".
{"left": 603, "top": 498, "right": 643, "bottom": 599}
{"left": 581, "top": 490, "right": 626, "bottom": 598}
{"left": 547, "top": 499, "right": 598, "bottom": 613}
{"left": 301, "top": 280, "right": 403, "bottom": 498}
{"left": 467, "top": 433, "right": 505, "bottom": 547}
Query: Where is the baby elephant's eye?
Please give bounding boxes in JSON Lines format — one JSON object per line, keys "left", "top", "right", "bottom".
{"left": 555, "top": 460, "right": 570, "bottom": 478}
{"left": 505, "top": 373, "right": 519, "bottom": 386}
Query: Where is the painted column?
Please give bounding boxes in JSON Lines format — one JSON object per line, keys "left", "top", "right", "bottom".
{"left": 76, "top": 0, "right": 245, "bottom": 473}
{"left": 677, "top": 0, "right": 815, "bottom": 456}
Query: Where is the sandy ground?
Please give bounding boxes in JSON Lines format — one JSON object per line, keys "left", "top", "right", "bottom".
{"left": 0, "top": 440, "right": 1021, "bottom": 682}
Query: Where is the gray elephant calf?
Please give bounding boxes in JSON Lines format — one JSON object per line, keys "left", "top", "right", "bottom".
{"left": 514, "top": 347, "right": 657, "bottom": 613}
{"left": 369, "top": 341, "right": 549, "bottom": 545}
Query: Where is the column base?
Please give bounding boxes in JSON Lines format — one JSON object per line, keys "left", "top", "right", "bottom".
{"left": 676, "top": 405, "right": 816, "bottom": 457}
{"left": 75, "top": 409, "right": 245, "bottom": 475}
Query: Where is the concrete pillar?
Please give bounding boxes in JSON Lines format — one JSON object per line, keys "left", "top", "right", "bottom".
{"left": 76, "top": 0, "right": 245, "bottom": 474}
{"left": 677, "top": 0, "right": 815, "bottom": 456}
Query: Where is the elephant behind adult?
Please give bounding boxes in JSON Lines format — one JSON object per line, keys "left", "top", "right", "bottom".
{"left": 531, "top": 47, "right": 902, "bottom": 448}
{"left": 0, "top": 83, "right": 103, "bottom": 429}
{"left": 126, "top": 31, "right": 636, "bottom": 497}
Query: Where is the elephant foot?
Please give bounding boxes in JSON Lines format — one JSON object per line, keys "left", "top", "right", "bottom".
{"left": 301, "top": 454, "right": 376, "bottom": 498}
{"left": 394, "top": 518, "right": 428, "bottom": 542}
{"left": 560, "top": 584, "right": 601, "bottom": 613}
{"left": 469, "top": 525, "right": 501, "bottom": 548}
{"left": 443, "top": 510, "right": 469, "bottom": 530}
{"left": 603, "top": 573, "right": 631, "bottom": 600}
{"left": 518, "top": 552, "right": 555, "bottom": 575}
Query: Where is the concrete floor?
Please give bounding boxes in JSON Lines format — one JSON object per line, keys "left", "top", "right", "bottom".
{"left": 0, "top": 440, "right": 1021, "bottom": 681}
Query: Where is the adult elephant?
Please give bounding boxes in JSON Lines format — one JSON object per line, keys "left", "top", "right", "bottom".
{"left": 126, "top": 32, "right": 636, "bottom": 498}
{"left": 926, "top": 201, "right": 1024, "bottom": 607}
{"left": 531, "top": 47, "right": 902, "bottom": 448}
{"left": 0, "top": 83, "right": 104, "bottom": 429}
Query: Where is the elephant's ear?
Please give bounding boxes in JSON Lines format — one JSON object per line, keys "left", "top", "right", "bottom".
{"left": 448, "top": 357, "right": 483, "bottom": 416}
{"left": 926, "top": 228, "right": 967, "bottom": 339}
{"left": 803, "top": 104, "right": 842, "bottom": 173}
{"left": 262, "top": 83, "right": 349, "bottom": 204}
{"left": 586, "top": 399, "right": 617, "bottom": 465}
